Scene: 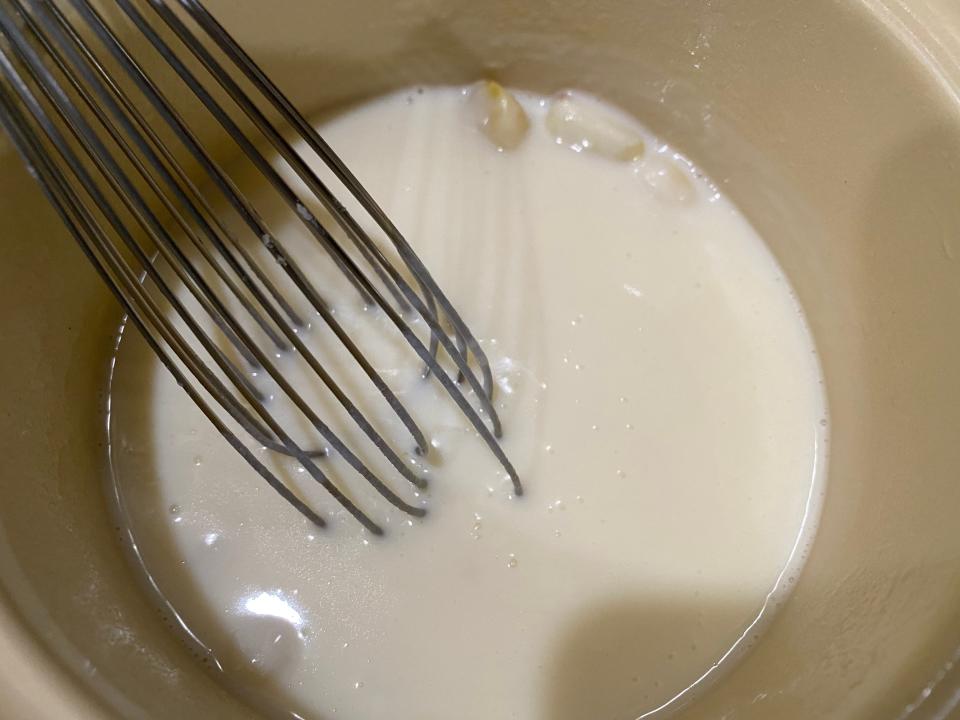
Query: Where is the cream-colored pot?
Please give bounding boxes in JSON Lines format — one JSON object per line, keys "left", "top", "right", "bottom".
{"left": 3, "top": 0, "right": 960, "bottom": 717}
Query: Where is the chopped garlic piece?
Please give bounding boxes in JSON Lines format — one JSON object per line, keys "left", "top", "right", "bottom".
{"left": 468, "top": 80, "right": 530, "bottom": 150}
{"left": 546, "top": 91, "right": 645, "bottom": 162}
{"left": 643, "top": 158, "right": 697, "bottom": 205}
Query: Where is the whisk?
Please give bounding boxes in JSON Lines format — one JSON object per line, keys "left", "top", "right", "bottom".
{"left": 0, "top": 0, "right": 521, "bottom": 535}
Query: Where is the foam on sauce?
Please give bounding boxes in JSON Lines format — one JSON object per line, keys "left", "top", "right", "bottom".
{"left": 107, "top": 85, "right": 827, "bottom": 720}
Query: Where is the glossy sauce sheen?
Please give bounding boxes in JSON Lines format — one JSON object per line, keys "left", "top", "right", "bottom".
{"left": 107, "top": 86, "right": 827, "bottom": 720}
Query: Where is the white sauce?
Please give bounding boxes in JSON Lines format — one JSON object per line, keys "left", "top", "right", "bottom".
{"left": 107, "top": 85, "right": 827, "bottom": 720}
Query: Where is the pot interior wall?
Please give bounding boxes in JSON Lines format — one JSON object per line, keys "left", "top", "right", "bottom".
{"left": 2, "top": 0, "right": 960, "bottom": 718}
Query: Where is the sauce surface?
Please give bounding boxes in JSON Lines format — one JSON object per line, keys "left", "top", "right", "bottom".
{"left": 107, "top": 85, "right": 826, "bottom": 720}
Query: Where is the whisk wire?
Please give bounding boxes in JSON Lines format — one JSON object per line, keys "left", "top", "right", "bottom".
{"left": 0, "top": 65, "right": 329, "bottom": 528}
{"left": 18, "top": 0, "right": 292, "bottom": 356}
{"left": 106, "top": 0, "right": 507, "bottom": 446}
{"left": 0, "top": 0, "right": 522, "bottom": 533}
{"left": 177, "top": 0, "right": 499, "bottom": 404}
{"left": 62, "top": 0, "right": 436, "bottom": 457}
{"left": 0, "top": 38, "right": 397, "bottom": 535}
{"left": 82, "top": 0, "right": 519, "bottom": 489}
{"left": 30, "top": 0, "right": 437, "bottom": 491}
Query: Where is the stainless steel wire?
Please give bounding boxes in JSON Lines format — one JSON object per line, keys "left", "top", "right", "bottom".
{"left": 0, "top": 0, "right": 521, "bottom": 535}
